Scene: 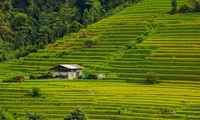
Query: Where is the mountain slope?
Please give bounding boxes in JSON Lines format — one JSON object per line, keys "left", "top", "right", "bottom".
{"left": 0, "top": 0, "right": 200, "bottom": 83}
{"left": 0, "top": 0, "right": 200, "bottom": 120}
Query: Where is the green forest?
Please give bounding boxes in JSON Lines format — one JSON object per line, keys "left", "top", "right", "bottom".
{"left": 0, "top": 0, "right": 138, "bottom": 61}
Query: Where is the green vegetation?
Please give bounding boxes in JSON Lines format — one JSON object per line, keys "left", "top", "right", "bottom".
{"left": 28, "top": 87, "right": 42, "bottom": 98}
{"left": 64, "top": 108, "right": 87, "bottom": 120}
{"left": 0, "top": 108, "right": 14, "bottom": 120}
{"left": 0, "top": 0, "right": 200, "bottom": 119}
{"left": 3, "top": 75, "right": 25, "bottom": 82}
{"left": 179, "top": 4, "right": 193, "bottom": 13}
{"left": 170, "top": 0, "right": 200, "bottom": 14}
{"left": 0, "top": 0, "right": 137, "bottom": 61}
{"left": 194, "top": 1, "right": 200, "bottom": 12}
{"left": 145, "top": 72, "right": 159, "bottom": 84}
{"left": 0, "top": 0, "right": 199, "bottom": 84}
{"left": 0, "top": 80, "right": 199, "bottom": 119}
{"left": 170, "top": 0, "right": 178, "bottom": 14}
{"left": 26, "top": 112, "right": 43, "bottom": 120}
{"left": 84, "top": 40, "right": 97, "bottom": 48}
{"left": 161, "top": 108, "right": 176, "bottom": 115}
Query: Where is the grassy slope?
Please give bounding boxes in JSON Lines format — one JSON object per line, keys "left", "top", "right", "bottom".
{"left": 0, "top": 0, "right": 200, "bottom": 119}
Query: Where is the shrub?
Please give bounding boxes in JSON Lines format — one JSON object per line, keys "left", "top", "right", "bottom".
{"left": 70, "top": 21, "right": 84, "bottom": 32}
{"left": 29, "top": 72, "right": 52, "bottom": 80}
{"left": 117, "top": 108, "right": 122, "bottom": 115}
{"left": 0, "top": 108, "right": 14, "bottom": 120}
{"left": 79, "top": 73, "right": 97, "bottom": 79}
{"left": 26, "top": 112, "right": 43, "bottom": 120}
{"left": 161, "top": 108, "right": 176, "bottom": 115}
{"left": 125, "top": 41, "right": 136, "bottom": 50}
{"left": 29, "top": 75, "right": 38, "bottom": 80}
{"left": 179, "top": 4, "right": 193, "bottom": 13}
{"left": 13, "top": 76, "right": 25, "bottom": 82}
{"left": 64, "top": 108, "right": 87, "bottom": 120}
{"left": 0, "top": 52, "right": 6, "bottom": 61}
{"left": 195, "top": 1, "right": 200, "bottom": 12}
{"left": 136, "top": 36, "right": 145, "bottom": 44}
{"left": 79, "top": 30, "right": 88, "bottom": 38}
{"left": 3, "top": 75, "right": 25, "bottom": 82}
{"left": 146, "top": 72, "right": 159, "bottom": 84}
{"left": 29, "top": 87, "right": 42, "bottom": 98}
{"left": 170, "top": 0, "right": 177, "bottom": 14}
{"left": 37, "top": 42, "right": 45, "bottom": 49}
{"left": 25, "top": 45, "right": 38, "bottom": 54}
{"left": 84, "top": 40, "right": 97, "bottom": 48}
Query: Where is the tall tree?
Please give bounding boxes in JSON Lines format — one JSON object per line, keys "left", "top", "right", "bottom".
{"left": 59, "top": 3, "right": 77, "bottom": 23}
{"left": 170, "top": 0, "right": 177, "bottom": 14}
{"left": 12, "top": 13, "right": 37, "bottom": 49}
{"left": 38, "top": 25, "right": 53, "bottom": 45}
{"left": 82, "top": 9, "right": 91, "bottom": 25}
{"left": 195, "top": 1, "right": 200, "bottom": 12}
{"left": 0, "top": 10, "right": 13, "bottom": 42}
{"left": 85, "top": 0, "right": 103, "bottom": 24}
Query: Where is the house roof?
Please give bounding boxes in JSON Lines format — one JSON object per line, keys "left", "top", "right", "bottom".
{"left": 50, "top": 64, "right": 83, "bottom": 70}
{"left": 60, "top": 64, "right": 83, "bottom": 69}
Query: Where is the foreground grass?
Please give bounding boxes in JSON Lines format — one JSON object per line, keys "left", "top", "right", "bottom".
{"left": 0, "top": 80, "right": 200, "bottom": 120}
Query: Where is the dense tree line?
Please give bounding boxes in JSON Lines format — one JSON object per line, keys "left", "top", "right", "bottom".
{"left": 170, "top": 0, "right": 200, "bottom": 14}
{"left": 0, "top": 0, "right": 139, "bottom": 61}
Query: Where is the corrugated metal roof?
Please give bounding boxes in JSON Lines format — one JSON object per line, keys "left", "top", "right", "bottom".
{"left": 60, "top": 64, "right": 83, "bottom": 69}
{"left": 50, "top": 64, "right": 83, "bottom": 70}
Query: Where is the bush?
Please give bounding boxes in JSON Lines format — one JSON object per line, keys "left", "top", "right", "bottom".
{"left": 79, "top": 73, "right": 97, "bottom": 79}
{"left": 26, "top": 112, "right": 43, "bottom": 120}
{"left": 170, "top": 0, "right": 177, "bottom": 14}
{"left": 70, "top": 21, "right": 84, "bottom": 32}
{"left": 0, "top": 52, "right": 6, "bottom": 61}
{"left": 3, "top": 75, "right": 25, "bottom": 82}
{"left": 29, "top": 72, "right": 52, "bottom": 80}
{"left": 0, "top": 108, "right": 14, "bottom": 120}
{"left": 136, "top": 36, "right": 145, "bottom": 44}
{"left": 79, "top": 30, "right": 88, "bottom": 38}
{"left": 179, "top": 4, "right": 193, "bottom": 13}
{"left": 125, "top": 41, "right": 136, "bottom": 50}
{"left": 64, "top": 108, "right": 87, "bottom": 120}
{"left": 161, "top": 108, "right": 176, "bottom": 115}
{"left": 20, "top": 45, "right": 38, "bottom": 57}
{"left": 29, "top": 87, "right": 42, "bottom": 98}
{"left": 84, "top": 40, "right": 97, "bottom": 48}
{"left": 146, "top": 72, "right": 159, "bottom": 84}
{"left": 195, "top": 1, "right": 200, "bottom": 12}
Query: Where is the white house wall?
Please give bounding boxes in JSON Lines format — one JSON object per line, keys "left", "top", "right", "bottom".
{"left": 68, "top": 72, "right": 77, "bottom": 80}
{"left": 53, "top": 72, "right": 68, "bottom": 77}
{"left": 52, "top": 70, "right": 83, "bottom": 79}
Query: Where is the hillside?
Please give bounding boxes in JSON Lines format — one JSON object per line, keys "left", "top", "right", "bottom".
{"left": 0, "top": 0, "right": 133, "bottom": 61}
{"left": 1, "top": 0, "right": 200, "bottom": 82}
{"left": 0, "top": 0, "right": 200, "bottom": 119}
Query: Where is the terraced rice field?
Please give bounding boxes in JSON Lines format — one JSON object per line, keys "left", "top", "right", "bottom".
{"left": 110, "top": 13, "right": 200, "bottom": 82}
{"left": 0, "top": 0, "right": 174, "bottom": 79}
{"left": 0, "top": 0, "right": 196, "bottom": 82}
{"left": 0, "top": 0, "right": 200, "bottom": 119}
{"left": 103, "top": 1, "right": 200, "bottom": 83}
{"left": 0, "top": 80, "right": 200, "bottom": 120}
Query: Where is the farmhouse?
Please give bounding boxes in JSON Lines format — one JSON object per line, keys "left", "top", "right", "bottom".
{"left": 50, "top": 64, "right": 83, "bottom": 79}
